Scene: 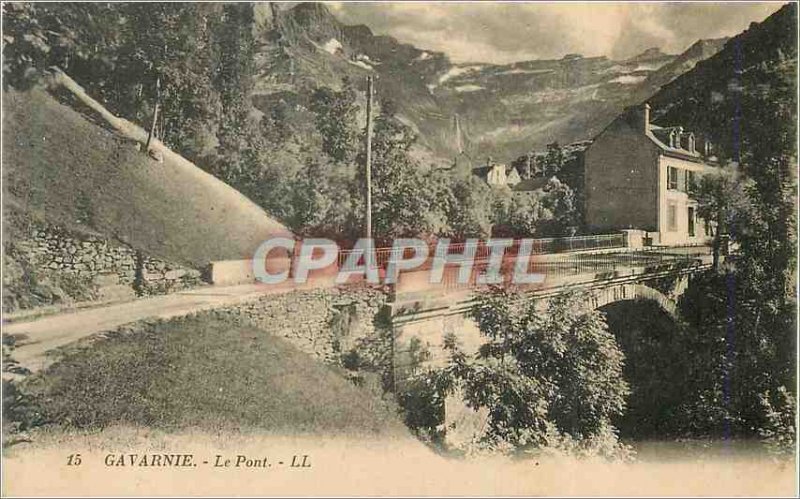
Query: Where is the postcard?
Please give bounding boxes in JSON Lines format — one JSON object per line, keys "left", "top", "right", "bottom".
{"left": 2, "top": 2, "right": 797, "bottom": 496}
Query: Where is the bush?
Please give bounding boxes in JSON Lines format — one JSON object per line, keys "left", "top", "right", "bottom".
{"left": 758, "top": 386, "right": 797, "bottom": 456}
{"left": 403, "top": 288, "right": 630, "bottom": 457}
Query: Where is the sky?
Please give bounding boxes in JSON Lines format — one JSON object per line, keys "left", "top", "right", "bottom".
{"left": 327, "top": 2, "right": 785, "bottom": 64}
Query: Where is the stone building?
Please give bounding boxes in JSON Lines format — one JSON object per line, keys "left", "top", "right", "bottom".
{"left": 583, "top": 103, "right": 718, "bottom": 246}
{"left": 472, "top": 158, "right": 522, "bottom": 187}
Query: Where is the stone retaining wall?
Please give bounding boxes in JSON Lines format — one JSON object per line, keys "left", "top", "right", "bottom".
{"left": 13, "top": 222, "right": 203, "bottom": 297}
{"left": 210, "top": 287, "right": 390, "bottom": 364}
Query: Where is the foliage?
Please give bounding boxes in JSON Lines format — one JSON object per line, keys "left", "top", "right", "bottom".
{"left": 539, "top": 177, "right": 580, "bottom": 236}
{"left": 2, "top": 379, "right": 45, "bottom": 435}
{"left": 541, "top": 142, "right": 566, "bottom": 178}
{"left": 310, "top": 80, "right": 360, "bottom": 165}
{"left": 2, "top": 3, "right": 234, "bottom": 160}
{"left": 284, "top": 158, "right": 359, "bottom": 242}
{"left": 677, "top": 270, "right": 796, "bottom": 439}
{"left": 443, "top": 175, "right": 494, "bottom": 240}
{"left": 602, "top": 301, "right": 692, "bottom": 438}
{"left": 672, "top": 25, "right": 797, "bottom": 444}
{"left": 691, "top": 165, "right": 754, "bottom": 267}
{"left": 396, "top": 368, "right": 450, "bottom": 443}
{"left": 404, "top": 288, "right": 629, "bottom": 453}
{"left": 758, "top": 386, "right": 797, "bottom": 456}
{"left": 353, "top": 101, "right": 450, "bottom": 244}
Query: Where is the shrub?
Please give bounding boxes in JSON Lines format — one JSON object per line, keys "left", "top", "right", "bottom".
{"left": 758, "top": 386, "right": 797, "bottom": 456}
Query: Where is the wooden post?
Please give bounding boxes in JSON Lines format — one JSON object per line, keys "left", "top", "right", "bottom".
{"left": 145, "top": 76, "right": 161, "bottom": 151}
{"left": 364, "top": 76, "right": 374, "bottom": 263}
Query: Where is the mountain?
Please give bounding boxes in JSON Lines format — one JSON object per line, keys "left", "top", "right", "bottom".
{"left": 428, "top": 41, "right": 725, "bottom": 163}
{"left": 249, "top": 2, "right": 728, "bottom": 165}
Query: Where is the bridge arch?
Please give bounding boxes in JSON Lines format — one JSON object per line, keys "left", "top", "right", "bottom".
{"left": 588, "top": 283, "right": 678, "bottom": 318}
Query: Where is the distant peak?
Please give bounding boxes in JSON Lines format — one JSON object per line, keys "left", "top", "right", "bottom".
{"left": 677, "top": 37, "right": 728, "bottom": 61}
{"left": 629, "top": 47, "right": 669, "bottom": 62}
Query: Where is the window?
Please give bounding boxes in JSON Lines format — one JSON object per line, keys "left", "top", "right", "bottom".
{"left": 668, "top": 166, "right": 679, "bottom": 190}
{"left": 688, "top": 207, "right": 696, "bottom": 237}
{"left": 667, "top": 203, "right": 677, "bottom": 231}
{"left": 686, "top": 170, "right": 696, "bottom": 193}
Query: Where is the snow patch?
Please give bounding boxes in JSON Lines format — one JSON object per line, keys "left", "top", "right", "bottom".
{"left": 500, "top": 83, "right": 601, "bottom": 106}
{"left": 454, "top": 84, "right": 484, "bottom": 92}
{"left": 496, "top": 68, "right": 555, "bottom": 76}
{"left": 348, "top": 59, "right": 374, "bottom": 71}
{"left": 437, "top": 65, "right": 485, "bottom": 85}
{"left": 634, "top": 62, "right": 667, "bottom": 72}
{"left": 610, "top": 74, "right": 647, "bottom": 85}
{"left": 322, "top": 38, "right": 343, "bottom": 55}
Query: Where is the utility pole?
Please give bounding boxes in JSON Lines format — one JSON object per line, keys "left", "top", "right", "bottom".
{"left": 364, "top": 76, "right": 374, "bottom": 262}
{"left": 145, "top": 75, "right": 161, "bottom": 152}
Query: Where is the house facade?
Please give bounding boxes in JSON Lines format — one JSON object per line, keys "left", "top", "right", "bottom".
{"left": 584, "top": 103, "right": 717, "bottom": 246}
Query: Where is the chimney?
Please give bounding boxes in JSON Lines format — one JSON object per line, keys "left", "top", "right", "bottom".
{"left": 642, "top": 103, "right": 650, "bottom": 133}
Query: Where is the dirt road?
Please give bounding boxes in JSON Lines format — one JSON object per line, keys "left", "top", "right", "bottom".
{"left": 2, "top": 282, "right": 296, "bottom": 374}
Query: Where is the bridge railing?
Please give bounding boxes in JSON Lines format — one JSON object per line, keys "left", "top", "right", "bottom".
{"left": 336, "top": 233, "right": 626, "bottom": 271}
{"left": 437, "top": 244, "right": 710, "bottom": 291}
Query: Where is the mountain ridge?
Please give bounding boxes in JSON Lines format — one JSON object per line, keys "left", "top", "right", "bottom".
{"left": 249, "top": 2, "right": 730, "bottom": 165}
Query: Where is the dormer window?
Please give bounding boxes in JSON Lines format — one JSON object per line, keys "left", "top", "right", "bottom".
{"left": 687, "top": 133, "right": 695, "bottom": 153}
{"left": 669, "top": 130, "right": 677, "bottom": 148}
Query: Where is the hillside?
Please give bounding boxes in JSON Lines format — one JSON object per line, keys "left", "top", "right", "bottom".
{"left": 250, "top": 2, "right": 728, "bottom": 164}
{"left": 13, "top": 315, "right": 410, "bottom": 436}
{"left": 2, "top": 80, "right": 290, "bottom": 268}
{"left": 646, "top": 2, "right": 797, "bottom": 157}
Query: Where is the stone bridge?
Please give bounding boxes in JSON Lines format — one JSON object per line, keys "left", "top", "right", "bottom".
{"left": 387, "top": 245, "right": 711, "bottom": 369}
{"left": 382, "top": 244, "right": 713, "bottom": 443}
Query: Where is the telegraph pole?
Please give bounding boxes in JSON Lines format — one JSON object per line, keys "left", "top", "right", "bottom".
{"left": 364, "top": 76, "right": 374, "bottom": 261}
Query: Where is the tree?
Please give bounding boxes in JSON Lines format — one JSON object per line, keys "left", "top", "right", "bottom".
{"left": 212, "top": 4, "right": 258, "bottom": 161}
{"left": 310, "top": 80, "right": 360, "bottom": 165}
{"left": 444, "top": 175, "right": 493, "bottom": 240}
{"left": 492, "top": 192, "right": 546, "bottom": 238}
{"left": 3, "top": 3, "right": 227, "bottom": 161}
{"left": 409, "top": 288, "right": 629, "bottom": 452}
{"left": 691, "top": 165, "right": 753, "bottom": 269}
{"left": 539, "top": 177, "right": 579, "bottom": 236}
{"left": 542, "top": 142, "right": 566, "bottom": 178}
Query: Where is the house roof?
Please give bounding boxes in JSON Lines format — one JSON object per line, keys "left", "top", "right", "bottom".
{"left": 647, "top": 124, "right": 708, "bottom": 163}
{"left": 471, "top": 165, "right": 493, "bottom": 178}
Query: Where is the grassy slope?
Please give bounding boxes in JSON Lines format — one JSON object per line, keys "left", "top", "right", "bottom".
{"left": 3, "top": 87, "right": 289, "bottom": 267}
{"left": 19, "top": 315, "right": 409, "bottom": 437}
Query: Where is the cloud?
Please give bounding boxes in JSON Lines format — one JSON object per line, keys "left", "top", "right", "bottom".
{"left": 328, "top": 2, "right": 785, "bottom": 63}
